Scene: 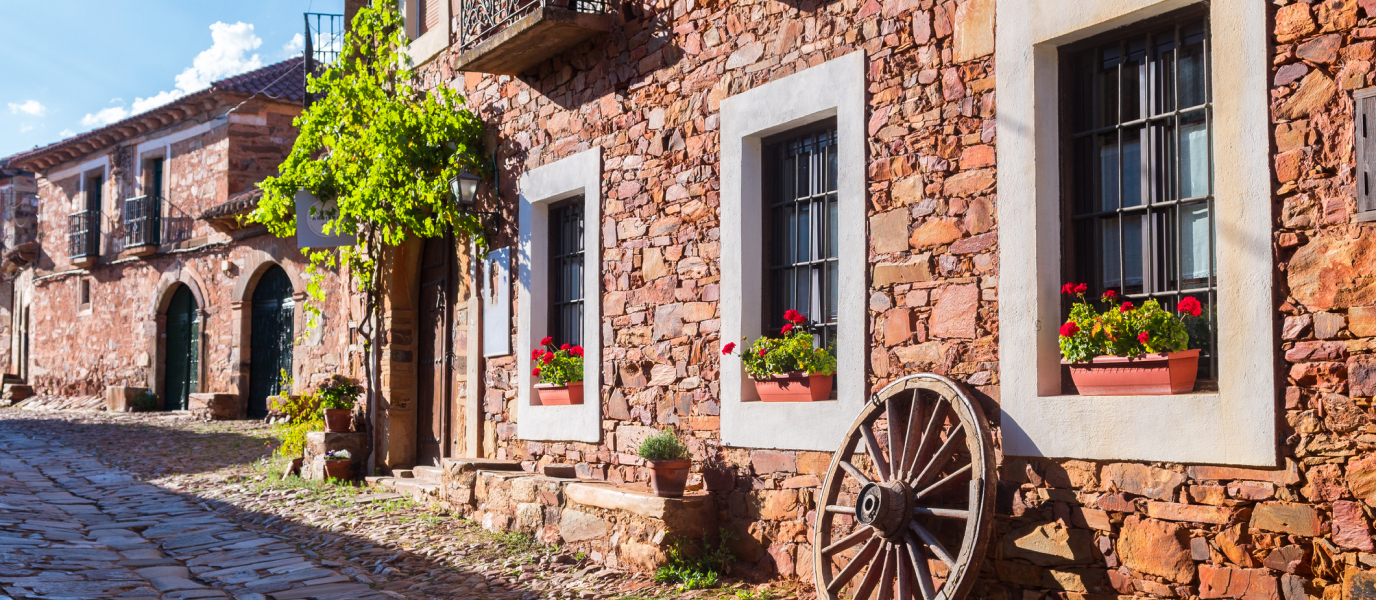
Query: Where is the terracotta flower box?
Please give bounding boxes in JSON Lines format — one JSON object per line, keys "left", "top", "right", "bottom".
{"left": 323, "top": 459, "right": 351, "bottom": 481}
{"left": 753, "top": 372, "right": 834, "bottom": 402}
{"left": 1064, "top": 349, "right": 1200, "bottom": 395}
{"left": 535, "top": 382, "right": 584, "bottom": 405}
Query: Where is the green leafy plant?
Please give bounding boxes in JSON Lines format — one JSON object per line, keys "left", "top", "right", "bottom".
{"left": 1058, "top": 283, "right": 1202, "bottom": 362}
{"left": 271, "top": 392, "right": 324, "bottom": 460}
{"left": 531, "top": 337, "right": 584, "bottom": 386}
{"left": 249, "top": 2, "right": 487, "bottom": 344}
{"left": 653, "top": 529, "right": 737, "bottom": 590}
{"left": 638, "top": 429, "right": 688, "bottom": 462}
{"left": 315, "top": 374, "right": 362, "bottom": 410}
{"left": 131, "top": 391, "right": 159, "bottom": 412}
{"left": 724, "top": 309, "right": 837, "bottom": 380}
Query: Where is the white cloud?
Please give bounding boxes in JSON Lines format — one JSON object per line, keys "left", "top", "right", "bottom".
{"left": 81, "top": 105, "right": 130, "bottom": 127}
{"left": 283, "top": 33, "right": 305, "bottom": 56}
{"left": 130, "top": 22, "right": 264, "bottom": 114}
{"left": 58, "top": 129, "right": 74, "bottom": 138}
{"left": 18, "top": 124, "right": 34, "bottom": 133}
{"left": 131, "top": 91, "right": 182, "bottom": 114}
{"left": 7, "top": 100, "right": 46, "bottom": 117}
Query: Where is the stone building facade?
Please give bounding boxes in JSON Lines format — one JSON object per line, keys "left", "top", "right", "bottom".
{"left": 5, "top": 58, "right": 356, "bottom": 416}
{"left": 351, "top": 0, "right": 1376, "bottom": 597}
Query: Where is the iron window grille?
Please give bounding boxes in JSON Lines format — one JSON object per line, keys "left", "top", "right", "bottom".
{"left": 68, "top": 210, "right": 100, "bottom": 260}
{"left": 304, "top": 13, "right": 344, "bottom": 107}
{"left": 764, "top": 125, "right": 840, "bottom": 350}
{"left": 123, "top": 195, "right": 162, "bottom": 248}
{"left": 1062, "top": 11, "right": 1217, "bottom": 380}
{"left": 549, "top": 197, "right": 584, "bottom": 347}
{"left": 457, "top": 0, "right": 611, "bottom": 51}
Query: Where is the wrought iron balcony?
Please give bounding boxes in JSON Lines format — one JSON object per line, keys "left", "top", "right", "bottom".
{"left": 68, "top": 210, "right": 100, "bottom": 261}
{"left": 455, "top": 0, "right": 615, "bottom": 75}
{"left": 123, "top": 194, "right": 161, "bottom": 248}
{"left": 304, "top": 12, "right": 344, "bottom": 107}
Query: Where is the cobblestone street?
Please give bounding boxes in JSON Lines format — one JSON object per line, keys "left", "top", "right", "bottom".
{"left": 0, "top": 406, "right": 802, "bottom": 600}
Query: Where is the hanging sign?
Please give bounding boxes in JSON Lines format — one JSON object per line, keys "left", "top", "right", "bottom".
{"left": 294, "top": 189, "right": 353, "bottom": 249}
{"left": 482, "top": 247, "right": 511, "bottom": 357}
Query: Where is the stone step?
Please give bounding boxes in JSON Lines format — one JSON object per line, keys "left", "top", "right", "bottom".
{"left": 393, "top": 469, "right": 415, "bottom": 479}
{"left": 390, "top": 479, "right": 439, "bottom": 502}
{"left": 412, "top": 465, "right": 442, "bottom": 483}
{"left": 441, "top": 457, "right": 523, "bottom": 472}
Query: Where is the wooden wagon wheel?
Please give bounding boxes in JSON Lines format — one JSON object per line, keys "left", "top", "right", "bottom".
{"left": 813, "top": 373, "right": 995, "bottom": 600}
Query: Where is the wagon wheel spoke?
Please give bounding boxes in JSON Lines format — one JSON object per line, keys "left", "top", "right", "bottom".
{"left": 894, "top": 547, "right": 913, "bottom": 600}
{"left": 875, "top": 546, "right": 897, "bottom": 600}
{"left": 825, "top": 504, "right": 856, "bottom": 515}
{"left": 908, "top": 523, "right": 957, "bottom": 569}
{"left": 839, "top": 460, "right": 873, "bottom": 487}
{"left": 904, "top": 533, "right": 937, "bottom": 600}
{"left": 910, "top": 426, "right": 965, "bottom": 489}
{"left": 852, "top": 543, "right": 891, "bottom": 600}
{"left": 827, "top": 535, "right": 883, "bottom": 594}
{"left": 821, "top": 528, "right": 874, "bottom": 557}
{"left": 898, "top": 389, "right": 928, "bottom": 477}
{"left": 913, "top": 463, "right": 973, "bottom": 502}
{"left": 912, "top": 506, "right": 970, "bottom": 519}
{"left": 859, "top": 423, "right": 892, "bottom": 482}
{"left": 904, "top": 396, "right": 949, "bottom": 481}
{"left": 886, "top": 393, "right": 909, "bottom": 480}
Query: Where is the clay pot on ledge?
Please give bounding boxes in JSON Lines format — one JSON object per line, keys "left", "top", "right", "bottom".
{"left": 323, "top": 409, "right": 353, "bottom": 432}
{"left": 1063, "top": 349, "right": 1200, "bottom": 395}
{"left": 323, "top": 459, "right": 351, "bottom": 481}
{"left": 647, "top": 459, "right": 691, "bottom": 497}
{"left": 753, "top": 372, "right": 834, "bottom": 402}
{"left": 535, "top": 382, "right": 584, "bottom": 405}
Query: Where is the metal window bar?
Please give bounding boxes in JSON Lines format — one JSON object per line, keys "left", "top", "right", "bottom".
{"left": 303, "top": 13, "right": 344, "bottom": 108}
{"left": 1066, "top": 15, "right": 1217, "bottom": 380}
{"left": 549, "top": 199, "right": 584, "bottom": 347}
{"left": 67, "top": 210, "right": 100, "bottom": 259}
{"left": 766, "top": 128, "right": 839, "bottom": 350}
{"left": 458, "top": 0, "right": 612, "bottom": 51}
{"left": 123, "top": 195, "right": 162, "bottom": 248}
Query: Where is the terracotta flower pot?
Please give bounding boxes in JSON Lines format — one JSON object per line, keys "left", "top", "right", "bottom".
{"left": 647, "top": 458, "right": 691, "bottom": 497}
{"left": 1064, "top": 349, "right": 1200, "bottom": 395}
{"left": 535, "top": 382, "right": 584, "bottom": 405}
{"left": 753, "top": 372, "right": 834, "bottom": 402}
{"left": 323, "top": 459, "right": 352, "bottom": 481}
{"left": 323, "top": 409, "right": 353, "bottom": 432}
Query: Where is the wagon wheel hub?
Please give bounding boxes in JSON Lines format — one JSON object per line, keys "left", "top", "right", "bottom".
{"left": 856, "top": 481, "right": 911, "bottom": 539}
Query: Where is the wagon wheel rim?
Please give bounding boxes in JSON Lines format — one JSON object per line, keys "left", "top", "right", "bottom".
{"left": 813, "top": 373, "right": 995, "bottom": 600}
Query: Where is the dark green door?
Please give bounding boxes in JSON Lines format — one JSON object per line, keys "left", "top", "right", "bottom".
{"left": 165, "top": 286, "right": 200, "bottom": 411}
{"left": 249, "top": 266, "right": 294, "bottom": 418}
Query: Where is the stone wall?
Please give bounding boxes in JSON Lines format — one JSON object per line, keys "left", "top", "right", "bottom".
{"left": 394, "top": 0, "right": 1376, "bottom": 595}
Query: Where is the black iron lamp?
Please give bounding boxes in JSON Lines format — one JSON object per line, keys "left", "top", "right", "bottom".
{"left": 449, "top": 167, "right": 500, "bottom": 229}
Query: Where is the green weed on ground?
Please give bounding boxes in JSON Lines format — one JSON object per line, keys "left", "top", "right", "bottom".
{"left": 653, "top": 528, "right": 737, "bottom": 591}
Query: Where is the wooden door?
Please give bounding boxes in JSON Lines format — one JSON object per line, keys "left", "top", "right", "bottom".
{"left": 249, "top": 266, "right": 294, "bottom": 418}
{"left": 416, "top": 234, "right": 452, "bottom": 467}
{"left": 164, "top": 285, "right": 200, "bottom": 411}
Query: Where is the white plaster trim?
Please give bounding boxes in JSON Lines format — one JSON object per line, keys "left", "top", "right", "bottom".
{"left": 47, "top": 155, "right": 109, "bottom": 187}
{"left": 719, "top": 51, "right": 867, "bottom": 451}
{"left": 134, "top": 119, "right": 220, "bottom": 156}
{"left": 516, "top": 147, "right": 602, "bottom": 443}
{"left": 402, "top": 0, "right": 450, "bottom": 66}
{"left": 996, "top": 0, "right": 1276, "bottom": 466}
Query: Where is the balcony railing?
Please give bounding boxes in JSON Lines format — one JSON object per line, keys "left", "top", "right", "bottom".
{"left": 68, "top": 210, "right": 99, "bottom": 260}
{"left": 455, "top": 0, "right": 615, "bottom": 74}
{"left": 304, "top": 12, "right": 344, "bottom": 107}
{"left": 124, "top": 195, "right": 161, "bottom": 248}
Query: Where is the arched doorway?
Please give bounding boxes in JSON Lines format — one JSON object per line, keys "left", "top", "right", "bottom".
{"left": 248, "top": 265, "right": 294, "bottom": 418}
{"left": 164, "top": 285, "right": 200, "bottom": 410}
{"left": 417, "top": 234, "right": 454, "bottom": 466}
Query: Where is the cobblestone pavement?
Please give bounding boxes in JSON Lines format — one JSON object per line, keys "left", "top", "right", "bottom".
{"left": 0, "top": 407, "right": 807, "bottom": 600}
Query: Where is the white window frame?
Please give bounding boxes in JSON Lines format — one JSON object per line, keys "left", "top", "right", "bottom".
{"left": 720, "top": 51, "right": 867, "bottom": 451}
{"left": 996, "top": 0, "right": 1275, "bottom": 466}
{"left": 400, "top": 0, "right": 450, "bottom": 66}
{"left": 516, "top": 147, "right": 602, "bottom": 443}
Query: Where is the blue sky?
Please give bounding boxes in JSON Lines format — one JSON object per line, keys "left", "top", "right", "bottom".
{"left": 0, "top": 0, "right": 344, "bottom": 159}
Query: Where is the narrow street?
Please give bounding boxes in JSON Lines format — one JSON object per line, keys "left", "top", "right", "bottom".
{"left": 0, "top": 405, "right": 802, "bottom": 600}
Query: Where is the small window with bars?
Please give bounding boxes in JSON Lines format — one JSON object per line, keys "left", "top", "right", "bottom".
{"left": 1355, "top": 86, "right": 1376, "bottom": 221}
{"left": 763, "top": 124, "right": 839, "bottom": 350}
{"left": 79, "top": 278, "right": 92, "bottom": 311}
{"left": 549, "top": 197, "right": 584, "bottom": 347}
{"left": 1062, "top": 10, "right": 1217, "bottom": 381}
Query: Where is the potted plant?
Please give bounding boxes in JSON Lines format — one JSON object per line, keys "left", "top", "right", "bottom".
{"left": 323, "top": 449, "right": 352, "bottom": 480}
{"left": 316, "top": 374, "right": 361, "bottom": 433}
{"left": 532, "top": 337, "right": 585, "bottom": 405}
{"left": 723, "top": 309, "right": 838, "bottom": 402}
{"left": 639, "top": 429, "right": 691, "bottom": 497}
{"left": 1058, "top": 283, "right": 1204, "bottom": 395}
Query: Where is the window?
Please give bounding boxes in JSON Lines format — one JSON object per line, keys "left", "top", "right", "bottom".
{"left": 70, "top": 173, "right": 102, "bottom": 259}
{"left": 146, "top": 157, "right": 164, "bottom": 196}
{"left": 548, "top": 198, "right": 585, "bottom": 347}
{"left": 1062, "top": 12, "right": 1216, "bottom": 380}
{"left": 1356, "top": 86, "right": 1376, "bottom": 221}
{"left": 79, "top": 278, "right": 91, "bottom": 311}
{"left": 764, "top": 126, "right": 839, "bottom": 349}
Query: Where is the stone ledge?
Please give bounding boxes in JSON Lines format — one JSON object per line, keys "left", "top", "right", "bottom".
{"left": 188, "top": 393, "right": 237, "bottom": 420}
{"left": 564, "top": 482, "right": 710, "bottom": 520}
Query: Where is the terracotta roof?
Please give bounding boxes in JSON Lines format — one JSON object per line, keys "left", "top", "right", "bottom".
{"left": 200, "top": 187, "right": 263, "bottom": 222}
{"left": 8, "top": 57, "right": 306, "bottom": 171}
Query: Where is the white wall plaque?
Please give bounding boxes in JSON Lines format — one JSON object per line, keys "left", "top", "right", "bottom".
{"left": 294, "top": 189, "right": 353, "bottom": 249}
{"left": 482, "top": 246, "right": 511, "bottom": 357}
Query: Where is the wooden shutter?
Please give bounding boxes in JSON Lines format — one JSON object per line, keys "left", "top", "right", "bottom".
{"left": 1357, "top": 87, "right": 1376, "bottom": 217}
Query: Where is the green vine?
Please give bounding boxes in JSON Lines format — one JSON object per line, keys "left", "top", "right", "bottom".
{"left": 250, "top": 3, "right": 488, "bottom": 338}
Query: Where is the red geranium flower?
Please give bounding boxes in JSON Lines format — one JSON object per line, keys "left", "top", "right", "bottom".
{"left": 531, "top": 349, "right": 542, "bottom": 360}
{"left": 1120, "top": 301, "right": 1134, "bottom": 312}
{"left": 570, "top": 346, "right": 584, "bottom": 357}
{"left": 1102, "top": 290, "right": 1118, "bottom": 300}
{"left": 1061, "top": 283, "right": 1075, "bottom": 294}
{"left": 540, "top": 336, "right": 553, "bottom": 346}
{"left": 722, "top": 342, "right": 736, "bottom": 355}
{"left": 1074, "top": 283, "right": 1088, "bottom": 294}
{"left": 781, "top": 323, "right": 794, "bottom": 334}
{"left": 1137, "top": 331, "right": 1150, "bottom": 344}
{"left": 758, "top": 348, "right": 767, "bottom": 357}
{"left": 1059, "top": 322, "right": 1080, "bottom": 337}
{"left": 1178, "top": 296, "right": 1203, "bottom": 317}
{"left": 532, "top": 368, "right": 541, "bottom": 376}
{"left": 542, "top": 353, "right": 554, "bottom": 365}
{"left": 783, "top": 309, "right": 806, "bottom": 324}
{"left": 560, "top": 343, "right": 570, "bottom": 351}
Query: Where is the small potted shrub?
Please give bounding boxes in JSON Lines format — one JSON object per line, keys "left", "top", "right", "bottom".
{"left": 1059, "top": 284, "right": 1204, "bottom": 395}
{"left": 323, "top": 449, "right": 352, "bottom": 480}
{"left": 316, "top": 374, "right": 361, "bottom": 432}
{"left": 532, "top": 337, "right": 585, "bottom": 405}
{"left": 639, "top": 429, "right": 691, "bottom": 497}
{"left": 724, "top": 309, "right": 837, "bottom": 402}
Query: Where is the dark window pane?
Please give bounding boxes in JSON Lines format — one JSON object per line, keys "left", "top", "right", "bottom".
{"left": 1097, "top": 46, "right": 1120, "bottom": 128}
{"left": 549, "top": 198, "right": 584, "bottom": 347}
{"left": 765, "top": 126, "right": 840, "bottom": 348}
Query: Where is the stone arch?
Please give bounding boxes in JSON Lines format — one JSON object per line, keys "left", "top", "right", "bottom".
{"left": 148, "top": 262, "right": 209, "bottom": 408}
{"left": 152, "top": 263, "right": 209, "bottom": 316}
{"left": 234, "top": 249, "right": 305, "bottom": 303}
